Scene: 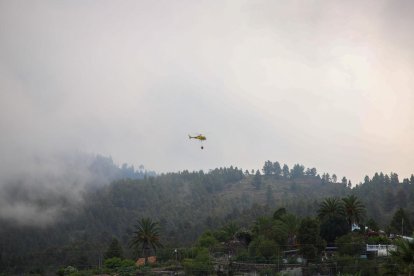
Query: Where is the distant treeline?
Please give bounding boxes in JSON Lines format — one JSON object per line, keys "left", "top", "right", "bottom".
{"left": 258, "top": 160, "right": 350, "bottom": 186}
{"left": 89, "top": 154, "right": 156, "bottom": 180}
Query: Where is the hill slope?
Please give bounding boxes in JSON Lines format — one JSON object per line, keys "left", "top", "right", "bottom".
{"left": 1, "top": 166, "right": 413, "bottom": 273}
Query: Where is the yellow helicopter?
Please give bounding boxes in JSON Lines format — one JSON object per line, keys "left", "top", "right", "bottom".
{"left": 188, "top": 134, "right": 207, "bottom": 149}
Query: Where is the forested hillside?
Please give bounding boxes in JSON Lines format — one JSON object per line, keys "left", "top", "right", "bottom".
{"left": 1, "top": 160, "right": 413, "bottom": 274}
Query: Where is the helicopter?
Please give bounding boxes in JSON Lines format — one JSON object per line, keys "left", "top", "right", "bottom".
{"left": 188, "top": 134, "right": 206, "bottom": 149}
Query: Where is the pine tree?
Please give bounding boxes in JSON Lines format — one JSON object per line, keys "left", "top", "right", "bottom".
{"left": 105, "top": 238, "right": 123, "bottom": 259}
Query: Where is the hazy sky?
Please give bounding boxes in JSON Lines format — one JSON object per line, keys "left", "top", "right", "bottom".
{"left": 1, "top": 0, "right": 414, "bottom": 184}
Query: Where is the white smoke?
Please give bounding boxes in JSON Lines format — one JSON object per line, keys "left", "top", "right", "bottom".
{"left": 0, "top": 152, "right": 117, "bottom": 227}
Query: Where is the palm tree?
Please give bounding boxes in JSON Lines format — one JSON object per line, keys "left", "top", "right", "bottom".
{"left": 390, "top": 238, "right": 414, "bottom": 275}
{"left": 318, "top": 197, "right": 344, "bottom": 221}
{"left": 222, "top": 222, "right": 239, "bottom": 241}
{"left": 252, "top": 217, "right": 274, "bottom": 238}
{"left": 342, "top": 194, "right": 365, "bottom": 229}
{"left": 129, "top": 217, "right": 163, "bottom": 262}
{"left": 280, "top": 213, "right": 300, "bottom": 247}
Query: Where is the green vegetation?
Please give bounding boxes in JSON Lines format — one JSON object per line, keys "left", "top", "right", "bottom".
{"left": 388, "top": 238, "right": 414, "bottom": 275}
{"left": 1, "top": 160, "right": 414, "bottom": 274}
{"left": 129, "top": 217, "right": 163, "bottom": 260}
{"left": 104, "top": 238, "right": 123, "bottom": 259}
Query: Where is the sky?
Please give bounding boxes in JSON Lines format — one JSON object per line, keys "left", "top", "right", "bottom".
{"left": 1, "top": 0, "right": 414, "bottom": 187}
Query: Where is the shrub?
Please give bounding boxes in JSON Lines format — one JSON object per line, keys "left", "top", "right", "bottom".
{"left": 183, "top": 247, "right": 213, "bottom": 275}
{"left": 336, "top": 233, "right": 365, "bottom": 256}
